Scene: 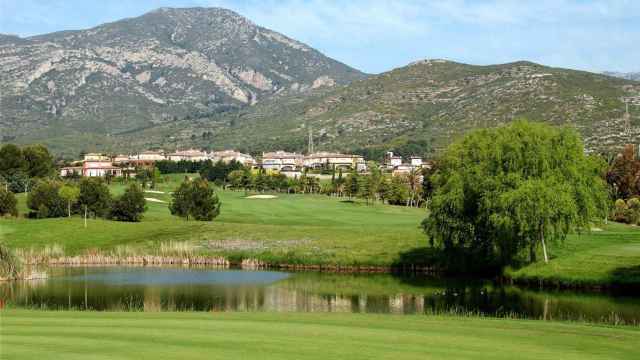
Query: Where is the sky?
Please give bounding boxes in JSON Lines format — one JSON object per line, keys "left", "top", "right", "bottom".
{"left": 1, "top": 0, "right": 638, "bottom": 74}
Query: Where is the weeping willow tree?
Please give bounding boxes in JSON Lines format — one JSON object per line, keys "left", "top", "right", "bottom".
{"left": 422, "top": 120, "right": 608, "bottom": 268}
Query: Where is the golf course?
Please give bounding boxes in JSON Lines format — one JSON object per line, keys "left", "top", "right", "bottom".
{"left": 2, "top": 311, "right": 638, "bottom": 360}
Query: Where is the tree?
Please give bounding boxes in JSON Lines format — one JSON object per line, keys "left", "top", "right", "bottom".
{"left": 170, "top": 178, "right": 221, "bottom": 221}
{"left": 22, "top": 144, "right": 54, "bottom": 178}
{"left": 0, "top": 188, "right": 18, "bottom": 217}
{"left": 27, "top": 180, "right": 66, "bottom": 218}
{"left": 109, "top": 184, "right": 147, "bottom": 222}
{"left": 0, "top": 144, "right": 25, "bottom": 177}
{"left": 77, "top": 178, "right": 112, "bottom": 218}
{"left": 58, "top": 184, "right": 80, "bottom": 217}
{"left": 423, "top": 121, "right": 608, "bottom": 269}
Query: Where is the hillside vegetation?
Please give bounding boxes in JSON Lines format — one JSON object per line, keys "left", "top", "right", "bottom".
{"left": 166, "top": 60, "right": 640, "bottom": 157}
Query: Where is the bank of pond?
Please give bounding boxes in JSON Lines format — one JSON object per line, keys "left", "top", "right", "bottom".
{"left": 2, "top": 266, "right": 639, "bottom": 326}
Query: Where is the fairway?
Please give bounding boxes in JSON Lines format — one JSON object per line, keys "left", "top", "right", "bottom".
{"left": 507, "top": 222, "right": 640, "bottom": 286}
{"left": 1, "top": 311, "right": 637, "bottom": 360}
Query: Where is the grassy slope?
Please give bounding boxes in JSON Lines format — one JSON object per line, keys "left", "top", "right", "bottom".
{"left": 507, "top": 222, "right": 640, "bottom": 286}
{"left": 1, "top": 310, "right": 638, "bottom": 360}
{"left": 0, "top": 175, "right": 426, "bottom": 266}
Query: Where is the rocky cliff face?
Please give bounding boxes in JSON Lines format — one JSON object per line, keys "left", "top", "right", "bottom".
{"left": 0, "top": 7, "right": 365, "bottom": 151}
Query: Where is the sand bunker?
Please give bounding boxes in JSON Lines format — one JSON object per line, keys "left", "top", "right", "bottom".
{"left": 246, "top": 195, "right": 278, "bottom": 199}
{"left": 144, "top": 190, "right": 165, "bottom": 194}
{"left": 145, "top": 197, "right": 167, "bottom": 203}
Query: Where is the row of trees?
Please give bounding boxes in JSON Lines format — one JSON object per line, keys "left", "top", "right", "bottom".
{"left": 25, "top": 178, "right": 147, "bottom": 222}
{"left": 222, "top": 166, "right": 426, "bottom": 207}
{"left": 0, "top": 144, "right": 55, "bottom": 193}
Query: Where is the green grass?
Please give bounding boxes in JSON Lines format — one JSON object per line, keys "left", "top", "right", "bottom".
{"left": 0, "top": 174, "right": 427, "bottom": 266}
{"left": 507, "top": 222, "right": 640, "bottom": 286}
{"left": 1, "top": 310, "right": 638, "bottom": 360}
{"left": 3, "top": 174, "right": 640, "bottom": 284}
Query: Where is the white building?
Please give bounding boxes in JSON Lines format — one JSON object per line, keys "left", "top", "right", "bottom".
{"left": 261, "top": 151, "right": 304, "bottom": 171}
{"left": 209, "top": 150, "right": 256, "bottom": 166}
{"left": 132, "top": 150, "right": 166, "bottom": 161}
{"left": 385, "top": 152, "right": 403, "bottom": 168}
{"left": 410, "top": 156, "right": 423, "bottom": 167}
{"left": 167, "top": 149, "right": 208, "bottom": 162}
{"left": 83, "top": 153, "right": 110, "bottom": 161}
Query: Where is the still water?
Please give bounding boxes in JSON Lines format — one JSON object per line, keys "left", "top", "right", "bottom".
{"left": 2, "top": 267, "right": 639, "bottom": 324}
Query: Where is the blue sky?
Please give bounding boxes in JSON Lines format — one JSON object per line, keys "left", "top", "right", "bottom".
{"left": 1, "top": 0, "right": 638, "bottom": 74}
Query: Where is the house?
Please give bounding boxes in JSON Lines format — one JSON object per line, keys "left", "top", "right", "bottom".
{"left": 112, "top": 154, "right": 130, "bottom": 164}
{"left": 410, "top": 156, "right": 423, "bottom": 167}
{"left": 303, "top": 152, "right": 366, "bottom": 170}
{"left": 209, "top": 150, "right": 256, "bottom": 166}
{"left": 132, "top": 150, "right": 165, "bottom": 161}
{"left": 82, "top": 160, "right": 122, "bottom": 177}
{"left": 83, "top": 153, "right": 110, "bottom": 161}
{"left": 60, "top": 166, "right": 83, "bottom": 177}
{"left": 385, "top": 152, "right": 403, "bottom": 168}
{"left": 166, "top": 149, "right": 208, "bottom": 162}
{"left": 261, "top": 151, "right": 304, "bottom": 171}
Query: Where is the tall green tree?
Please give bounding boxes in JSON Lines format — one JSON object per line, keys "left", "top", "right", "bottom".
{"left": 109, "top": 184, "right": 147, "bottom": 222}
{"left": 22, "top": 144, "right": 54, "bottom": 178}
{"left": 170, "top": 178, "right": 221, "bottom": 221}
{"left": 77, "top": 178, "right": 112, "bottom": 218}
{"left": 27, "top": 180, "right": 66, "bottom": 218}
{"left": 423, "top": 121, "right": 608, "bottom": 268}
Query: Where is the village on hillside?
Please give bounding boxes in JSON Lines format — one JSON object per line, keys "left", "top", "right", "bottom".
{"left": 60, "top": 149, "right": 430, "bottom": 178}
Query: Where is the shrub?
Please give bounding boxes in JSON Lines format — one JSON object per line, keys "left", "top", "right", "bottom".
{"left": 0, "top": 188, "right": 18, "bottom": 217}
{"left": 109, "top": 184, "right": 147, "bottom": 222}
{"left": 27, "top": 180, "right": 66, "bottom": 218}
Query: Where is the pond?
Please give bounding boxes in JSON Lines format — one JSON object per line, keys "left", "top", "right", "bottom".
{"left": 2, "top": 267, "right": 639, "bottom": 325}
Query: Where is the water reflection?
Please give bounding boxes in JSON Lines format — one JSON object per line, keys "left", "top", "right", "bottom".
{"left": 1, "top": 267, "right": 639, "bottom": 325}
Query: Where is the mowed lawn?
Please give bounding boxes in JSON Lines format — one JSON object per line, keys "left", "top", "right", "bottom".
{"left": 1, "top": 310, "right": 638, "bottom": 360}
{"left": 0, "top": 175, "right": 427, "bottom": 266}
{"left": 507, "top": 222, "right": 640, "bottom": 286}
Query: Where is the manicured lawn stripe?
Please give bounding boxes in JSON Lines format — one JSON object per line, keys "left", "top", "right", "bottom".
{"left": 2, "top": 310, "right": 639, "bottom": 360}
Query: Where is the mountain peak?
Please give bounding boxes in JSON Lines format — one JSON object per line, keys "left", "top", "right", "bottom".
{"left": 0, "top": 7, "right": 366, "bottom": 156}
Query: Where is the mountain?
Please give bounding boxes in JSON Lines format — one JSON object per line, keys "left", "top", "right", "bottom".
{"left": 133, "top": 60, "right": 640, "bottom": 157}
{"left": 2, "top": 8, "right": 639, "bottom": 158}
{"left": 0, "top": 7, "right": 365, "bottom": 156}
{"left": 603, "top": 71, "right": 640, "bottom": 82}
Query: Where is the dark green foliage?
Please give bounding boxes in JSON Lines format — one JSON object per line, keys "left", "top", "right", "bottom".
{"left": 0, "top": 188, "right": 18, "bottom": 217}
{"left": 0, "top": 144, "right": 26, "bottom": 176}
{"left": 170, "top": 178, "right": 221, "bottom": 221}
{"left": 109, "top": 184, "right": 147, "bottom": 222}
{"left": 77, "top": 178, "right": 112, "bottom": 218}
{"left": 0, "top": 143, "right": 54, "bottom": 193}
{"left": 199, "top": 160, "right": 245, "bottom": 185}
{"left": 27, "top": 180, "right": 66, "bottom": 218}
{"left": 155, "top": 160, "right": 206, "bottom": 174}
{"left": 21, "top": 144, "right": 54, "bottom": 178}
{"left": 423, "top": 121, "right": 609, "bottom": 270}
